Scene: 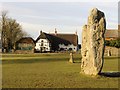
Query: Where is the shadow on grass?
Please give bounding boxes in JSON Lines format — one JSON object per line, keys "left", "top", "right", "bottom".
{"left": 2, "top": 57, "right": 81, "bottom": 64}
{"left": 2, "top": 58, "right": 68, "bottom": 64}
{"left": 99, "top": 72, "right": 120, "bottom": 78}
{"left": 73, "top": 57, "right": 82, "bottom": 63}
{"left": 73, "top": 61, "right": 81, "bottom": 63}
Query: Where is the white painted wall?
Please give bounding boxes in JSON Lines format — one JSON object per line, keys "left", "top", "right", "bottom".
{"left": 35, "top": 39, "right": 77, "bottom": 52}
{"left": 35, "top": 39, "right": 50, "bottom": 51}
{"left": 59, "top": 44, "right": 77, "bottom": 51}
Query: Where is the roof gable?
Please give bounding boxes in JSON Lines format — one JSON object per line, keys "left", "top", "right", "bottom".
{"left": 36, "top": 32, "right": 78, "bottom": 46}
{"left": 16, "top": 37, "right": 35, "bottom": 44}
{"left": 50, "top": 33, "right": 78, "bottom": 46}
{"left": 105, "top": 29, "right": 118, "bottom": 38}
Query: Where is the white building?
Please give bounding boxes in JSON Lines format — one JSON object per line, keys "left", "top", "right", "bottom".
{"left": 35, "top": 30, "right": 78, "bottom": 52}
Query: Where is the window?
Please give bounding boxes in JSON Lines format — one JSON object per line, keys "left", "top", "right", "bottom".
{"left": 60, "top": 48, "right": 64, "bottom": 51}
{"left": 41, "top": 40, "right": 44, "bottom": 46}
{"left": 69, "top": 48, "right": 72, "bottom": 51}
{"left": 41, "top": 40, "right": 43, "bottom": 42}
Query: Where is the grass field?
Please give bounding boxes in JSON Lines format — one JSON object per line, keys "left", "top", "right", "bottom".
{"left": 1, "top": 53, "right": 119, "bottom": 88}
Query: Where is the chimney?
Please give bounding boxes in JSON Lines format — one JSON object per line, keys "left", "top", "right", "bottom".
{"left": 75, "top": 30, "right": 77, "bottom": 35}
{"left": 55, "top": 28, "right": 57, "bottom": 35}
{"left": 40, "top": 30, "right": 42, "bottom": 35}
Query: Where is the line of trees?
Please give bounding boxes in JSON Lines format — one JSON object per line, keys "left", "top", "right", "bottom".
{"left": 0, "top": 11, "right": 28, "bottom": 52}
{"left": 105, "top": 38, "right": 120, "bottom": 48}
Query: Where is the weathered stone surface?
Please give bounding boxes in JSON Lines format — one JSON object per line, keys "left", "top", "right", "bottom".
{"left": 81, "top": 8, "right": 106, "bottom": 75}
{"left": 107, "top": 50, "right": 111, "bottom": 56}
{"left": 69, "top": 53, "right": 74, "bottom": 63}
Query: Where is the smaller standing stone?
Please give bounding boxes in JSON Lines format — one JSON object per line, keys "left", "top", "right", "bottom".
{"left": 3, "top": 49, "right": 6, "bottom": 53}
{"left": 107, "top": 50, "right": 111, "bottom": 56}
{"left": 69, "top": 53, "right": 74, "bottom": 63}
{"left": 12, "top": 49, "right": 15, "bottom": 53}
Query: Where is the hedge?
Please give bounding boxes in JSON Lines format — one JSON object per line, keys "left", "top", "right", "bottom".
{"left": 105, "top": 38, "right": 120, "bottom": 48}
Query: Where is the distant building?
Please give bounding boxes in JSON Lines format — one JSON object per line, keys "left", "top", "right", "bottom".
{"left": 0, "top": 39, "right": 2, "bottom": 53}
{"left": 15, "top": 37, "right": 35, "bottom": 53}
{"left": 35, "top": 30, "right": 78, "bottom": 52}
{"left": 105, "top": 29, "right": 118, "bottom": 40}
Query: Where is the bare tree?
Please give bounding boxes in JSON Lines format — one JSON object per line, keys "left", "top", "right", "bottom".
{"left": 0, "top": 11, "right": 28, "bottom": 52}
{"left": 1, "top": 11, "right": 8, "bottom": 52}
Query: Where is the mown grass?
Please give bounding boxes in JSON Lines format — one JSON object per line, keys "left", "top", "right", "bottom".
{"left": 1, "top": 53, "right": 119, "bottom": 88}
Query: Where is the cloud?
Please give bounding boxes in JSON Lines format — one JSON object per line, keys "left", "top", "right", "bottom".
{"left": 0, "top": 0, "right": 119, "bottom": 2}
{"left": 3, "top": 2, "right": 117, "bottom": 24}
{"left": 1, "top": 2, "right": 118, "bottom": 44}
{"left": 106, "top": 22, "right": 118, "bottom": 29}
{"left": 0, "top": 3, "right": 2, "bottom": 12}
{"left": 2, "top": 3, "right": 37, "bottom": 16}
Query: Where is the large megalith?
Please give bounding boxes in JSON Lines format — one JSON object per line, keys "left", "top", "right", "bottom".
{"left": 81, "top": 8, "right": 106, "bottom": 75}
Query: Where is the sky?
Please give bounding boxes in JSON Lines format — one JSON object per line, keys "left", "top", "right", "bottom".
{"left": 1, "top": 1, "right": 118, "bottom": 44}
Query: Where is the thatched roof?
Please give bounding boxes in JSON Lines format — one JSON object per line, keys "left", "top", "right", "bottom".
{"left": 36, "top": 33, "right": 71, "bottom": 46}
{"left": 16, "top": 37, "right": 35, "bottom": 44}
{"left": 105, "top": 29, "right": 118, "bottom": 38}
{"left": 36, "top": 32, "right": 78, "bottom": 46}
{"left": 51, "top": 33, "right": 78, "bottom": 46}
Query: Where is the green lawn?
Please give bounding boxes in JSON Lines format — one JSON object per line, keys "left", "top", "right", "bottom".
{"left": 1, "top": 53, "right": 119, "bottom": 88}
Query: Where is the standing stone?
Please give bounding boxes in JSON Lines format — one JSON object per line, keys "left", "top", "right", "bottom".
{"left": 107, "top": 50, "right": 111, "bottom": 56}
{"left": 3, "top": 49, "right": 6, "bottom": 53}
{"left": 69, "top": 53, "right": 74, "bottom": 63}
{"left": 12, "top": 49, "right": 15, "bottom": 53}
{"left": 81, "top": 8, "right": 106, "bottom": 75}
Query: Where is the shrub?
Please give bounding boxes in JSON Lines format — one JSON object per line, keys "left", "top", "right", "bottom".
{"left": 109, "top": 40, "right": 116, "bottom": 47}
{"left": 105, "top": 38, "right": 120, "bottom": 48}
{"left": 105, "top": 40, "right": 110, "bottom": 46}
{"left": 114, "top": 39, "right": 120, "bottom": 48}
